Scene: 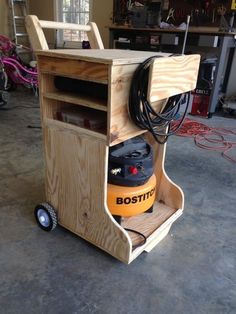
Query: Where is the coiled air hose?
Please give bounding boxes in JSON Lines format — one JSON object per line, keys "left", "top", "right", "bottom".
{"left": 129, "top": 56, "right": 191, "bottom": 144}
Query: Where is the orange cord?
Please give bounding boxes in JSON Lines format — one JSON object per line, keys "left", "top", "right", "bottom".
{"left": 171, "top": 118, "right": 236, "bottom": 163}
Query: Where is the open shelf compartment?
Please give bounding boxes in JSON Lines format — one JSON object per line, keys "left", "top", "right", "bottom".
{"left": 44, "top": 91, "right": 108, "bottom": 112}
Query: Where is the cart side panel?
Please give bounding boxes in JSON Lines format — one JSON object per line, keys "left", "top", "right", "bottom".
{"left": 145, "top": 133, "right": 184, "bottom": 210}
{"left": 43, "top": 124, "right": 131, "bottom": 262}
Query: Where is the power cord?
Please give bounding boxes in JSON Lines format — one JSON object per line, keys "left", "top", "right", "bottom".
{"left": 27, "top": 125, "right": 41, "bottom": 129}
{"left": 124, "top": 228, "right": 147, "bottom": 250}
{"left": 129, "top": 56, "right": 191, "bottom": 144}
{"left": 172, "top": 118, "right": 236, "bottom": 163}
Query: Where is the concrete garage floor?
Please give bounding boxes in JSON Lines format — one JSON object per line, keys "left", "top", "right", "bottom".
{"left": 0, "top": 88, "right": 235, "bottom": 314}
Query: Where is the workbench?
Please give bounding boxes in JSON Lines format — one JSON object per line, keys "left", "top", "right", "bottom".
{"left": 36, "top": 49, "right": 200, "bottom": 263}
{"left": 109, "top": 25, "right": 236, "bottom": 115}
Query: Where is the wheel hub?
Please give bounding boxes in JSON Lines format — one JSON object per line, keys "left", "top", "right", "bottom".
{"left": 37, "top": 209, "right": 50, "bottom": 227}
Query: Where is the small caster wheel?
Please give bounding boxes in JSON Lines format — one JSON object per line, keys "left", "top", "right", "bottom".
{"left": 34, "top": 203, "right": 57, "bottom": 231}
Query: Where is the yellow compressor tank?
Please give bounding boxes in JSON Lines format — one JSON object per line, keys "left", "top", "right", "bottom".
{"left": 107, "top": 174, "right": 156, "bottom": 217}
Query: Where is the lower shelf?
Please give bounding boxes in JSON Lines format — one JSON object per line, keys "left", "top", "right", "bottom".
{"left": 121, "top": 201, "right": 180, "bottom": 249}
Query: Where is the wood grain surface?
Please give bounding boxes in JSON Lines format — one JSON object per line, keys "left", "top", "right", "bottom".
{"left": 36, "top": 49, "right": 171, "bottom": 65}
{"left": 38, "top": 57, "right": 109, "bottom": 84}
{"left": 43, "top": 125, "right": 132, "bottom": 263}
{"left": 108, "top": 63, "right": 146, "bottom": 146}
{"left": 122, "top": 202, "right": 177, "bottom": 247}
{"left": 44, "top": 91, "right": 108, "bottom": 112}
{"left": 148, "top": 54, "right": 201, "bottom": 102}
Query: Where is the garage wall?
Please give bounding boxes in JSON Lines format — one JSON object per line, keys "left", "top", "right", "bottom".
{"left": 29, "top": 1, "right": 54, "bottom": 20}
{"left": 0, "top": 0, "right": 11, "bottom": 37}
{"left": 92, "top": 0, "right": 113, "bottom": 48}
{"left": 29, "top": 0, "right": 55, "bottom": 46}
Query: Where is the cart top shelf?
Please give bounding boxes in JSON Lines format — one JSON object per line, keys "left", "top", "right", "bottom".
{"left": 36, "top": 49, "right": 172, "bottom": 65}
{"left": 36, "top": 49, "right": 200, "bottom": 145}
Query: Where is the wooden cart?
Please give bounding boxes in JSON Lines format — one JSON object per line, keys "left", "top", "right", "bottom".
{"left": 35, "top": 49, "right": 200, "bottom": 264}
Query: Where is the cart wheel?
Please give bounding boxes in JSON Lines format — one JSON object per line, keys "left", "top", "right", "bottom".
{"left": 34, "top": 203, "right": 57, "bottom": 231}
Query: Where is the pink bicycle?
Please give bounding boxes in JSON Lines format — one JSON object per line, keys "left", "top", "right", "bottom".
{"left": 0, "top": 35, "right": 38, "bottom": 93}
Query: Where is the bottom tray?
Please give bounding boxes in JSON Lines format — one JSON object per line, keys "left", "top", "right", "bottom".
{"left": 121, "top": 201, "right": 181, "bottom": 250}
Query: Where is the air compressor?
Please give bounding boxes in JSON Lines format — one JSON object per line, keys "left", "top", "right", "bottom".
{"left": 107, "top": 136, "right": 156, "bottom": 222}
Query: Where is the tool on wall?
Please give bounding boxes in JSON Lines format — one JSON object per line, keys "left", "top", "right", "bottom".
{"left": 166, "top": 7, "right": 175, "bottom": 23}
{"left": 218, "top": 4, "right": 232, "bottom": 32}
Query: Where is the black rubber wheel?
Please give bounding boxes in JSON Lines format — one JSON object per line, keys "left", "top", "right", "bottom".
{"left": 34, "top": 203, "right": 57, "bottom": 231}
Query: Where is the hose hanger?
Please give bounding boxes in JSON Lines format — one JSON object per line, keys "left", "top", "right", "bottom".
{"left": 128, "top": 55, "right": 190, "bottom": 144}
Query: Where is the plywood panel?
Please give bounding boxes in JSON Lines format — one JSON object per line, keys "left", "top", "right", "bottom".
{"left": 122, "top": 202, "right": 177, "bottom": 247}
{"left": 44, "top": 91, "right": 108, "bottom": 112}
{"left": 108, "top": 63, "right": 147, "bottom": 146}
{"left": 37, "top": 56, "right": 109, "bottom": 83}
{"left": 37, "top": 49, "right": 171, "bottom": 65}
{"left": 43, "top": 125, "right": 131, "bottom": 262}
{"left": 108, "top": 64, "right": 165, "bottom": 145}
{"left": 129, "top": 209, "right": 183, "bottom": 261}
{"left": 148, "top": 54, "right": 201, "bottom": 102}
{"left": 145, "top": 133, "right": 184, "bottom": 210}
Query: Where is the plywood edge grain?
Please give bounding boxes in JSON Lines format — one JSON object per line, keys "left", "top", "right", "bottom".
{"left": 37, "top": 56, "right": 109, "bottom": 84}
{"left": 36, "top": 49, "right": 172, "bottom": 65}
{"left": 129, "top": 209, "right": 183, "bottom": 261}
{"left": 145, "top": 133, "right": 184, "bottom": 210}
{"left": 59, "top": 220, "right": 132, "bottom": 264}
{"left": 43, "top": 91, "right": 108, "bottom": 112}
